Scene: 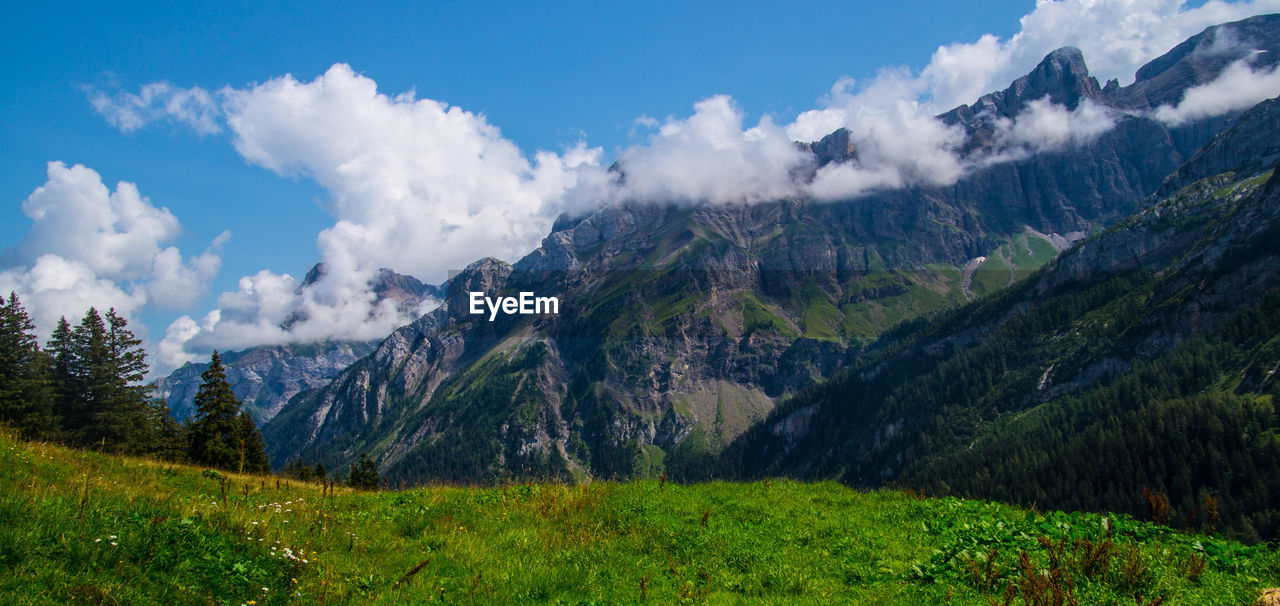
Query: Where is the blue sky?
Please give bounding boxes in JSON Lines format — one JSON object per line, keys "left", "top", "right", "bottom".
{"left": 0, "top": 1, "right": 1027, "bottom": 271}
{"left": 2, "top": 0, "right": 1276, "bottom": 371}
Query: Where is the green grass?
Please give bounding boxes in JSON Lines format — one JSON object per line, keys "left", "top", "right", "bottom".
{"left": 972, "top": 232, "right": 1060, "bottom": 297}
{"left": 737, "top": 293, "right": 798, "bottom": 339}
{"left": 796, "top": 280, "right": 841, "bottom": 342}
{"left": 1, "top": 431, "right": 1277, "bottom": 604}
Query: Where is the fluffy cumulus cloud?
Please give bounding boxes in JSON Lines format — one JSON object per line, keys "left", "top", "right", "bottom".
{"left": 598, "top": 95, "right": 809, "bottom": 204}
{"left": 0, "top": 162, "right": 224, "bottom": 342}
{"left": 153, "top": 64, "right": 601, "bottom": 365}
{"left": 987, "top": 97, "right": 1118, "bottom": 161}
{"left": 221, "top": 64, "right": 599, "bottom": 280}
{"left": 797, "top": 74, "right": 968, "bottom": 200}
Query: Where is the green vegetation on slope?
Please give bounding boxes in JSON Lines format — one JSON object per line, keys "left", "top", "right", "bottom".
{"left": 2, "top": 431, "right": 1277, "bottom": 605}
{"left": 726, "top": 169, "right": 1280, "bottom": 543}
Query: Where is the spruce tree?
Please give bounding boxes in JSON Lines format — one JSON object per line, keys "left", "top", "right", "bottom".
{"left": 95, "top": 309, "right": 153, "bottom": 452}
{"left": 187, "top": 351, "right": 242, "bottom": 469}
{"left": 0, "top": 293, "right": 56, "bottom": 438}
{"left": 235, "top": 410, "right": 270, "bottom": 474}
{"left": 66, "top": 308, "right": 110, "bottom": 445}
{"left": 45, "top": 316, "right": 75, "bottom": 429}
{"left": 346, "top": 453, "right": 380, "bottom": 490}
{"left": 187, "top": 351, "right": 269, "bottom": 473}
{"left": 148, "top": 398, "right": 187, "bottom": 462}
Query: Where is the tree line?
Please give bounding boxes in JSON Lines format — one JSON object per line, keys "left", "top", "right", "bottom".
{"left": 0, "top": 292, "right": 382, "bottom": 488}
{"left": 0, "top": 293, "right": 267, "bottom": 473}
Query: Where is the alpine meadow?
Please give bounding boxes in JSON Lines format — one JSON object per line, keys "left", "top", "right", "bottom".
{"left": 4, "top": 2, "right": 1280, "bottom": 604}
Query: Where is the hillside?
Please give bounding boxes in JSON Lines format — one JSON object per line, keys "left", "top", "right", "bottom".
{"left": 1, "top": 431, "right": 1277, "bottom": 604}
{"left": 260, "top": 14, "right": 1280, "bottom": 484}
{"left": 725, "top": 95, "right": 1280, "bottom": 541}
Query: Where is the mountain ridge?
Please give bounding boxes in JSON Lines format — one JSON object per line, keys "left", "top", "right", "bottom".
{"left": 260, "top": 14, "right": 1280, "bottom": 487}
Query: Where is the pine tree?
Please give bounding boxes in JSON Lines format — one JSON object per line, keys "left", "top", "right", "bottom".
{"left": 187, "top": 351, "right": 269, "bottom": 473}
{"left": 235, "top": 410, "right": 270, "bottom": 474}
{"left": 45, "top": 316, "right": 75, "bottom": 429}
{"left": 66, "top": 307, "right": 111, "bottom": 445}
{"left": 187, "top": 351, "right": 243, "bottom": 469}
{"left": 0, "top": 293, "right": 56, "bottom": 438}
{"left": 148, "top": 398, "right": 187, "bottom": 462}
{"left": 94, "top": 309, "right": 153, "bottom": 452}
{"left": 346, "top": 453, "right": 380, "bottom": 490}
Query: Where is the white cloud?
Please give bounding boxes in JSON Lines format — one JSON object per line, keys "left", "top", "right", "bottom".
{"left": 0, "top": 162, "right": 223, "bottom": 350}
{"left": 921, "top": 0, "right": 1280, "bottom": 111}
{"left": 158, "top": 64, "right": 598, "bottom": 362}
{"left": 1154, "top": 59, "right": 1280, "bottom": 124}
{"left": 87, "top": 81, "right": 222, "bottom": 135}
{"left": 0, "top": 254, "right": 146, "bottom": 338}
{"left": 799, "top": 76, "right": 968, "bottom": 200}
{"left": 7, "top": 162, "right": 182, "bottom": 280}
{"left": 1001, "top": 97, "right": 1117, "bottom": 152}
{"left": 221, "top": 64, "right": 598, "bottom": 281}
{"left": 602, "top": 95, "right": 809, "bottom": 204}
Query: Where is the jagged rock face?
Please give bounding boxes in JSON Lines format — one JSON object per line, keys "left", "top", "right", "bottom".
{"left": 261, "top": 16, "right": 1280, "bottom": 484}
{"left": 158, "top": 341, "right": 375, "bottom": 423}
{"left": 941, "top": 15, "right": 1280, "bottom": 158}
{"left": 1157, "top": 97, "right": 1280, "bottom": 196}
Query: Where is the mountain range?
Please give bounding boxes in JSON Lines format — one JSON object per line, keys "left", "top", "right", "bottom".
{"left": 159, "top": 14, "right": 1280, "bottom": 539}
{"left": 156, "top": 266, "right": 439, "bottom": 423}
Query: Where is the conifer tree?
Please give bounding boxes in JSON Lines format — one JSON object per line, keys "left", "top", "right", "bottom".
{"left": 66, "top": 307, "right": 110, "bottom": 445}
{"left": 187, "top": 351, "right": 242, "bottom": 469}
{"left": 95, "top": 309, "right": 153, "bottom": 452}
{"left": 148, "top": 398, "right": 187, "bottom": 462}
{"left": 0, "top": 293, "right": 56, "bottom": 438}
{"left": 188, "top": 351, "right": 269, "bottom": 473}
{"left": 235, "top": 410, "right": 270, "bottom": 474}
{"left": 45, "top": 316, "right": 75, "bottom": 426}
{"left": 346, "top": 453, "right": 380, "bottom": 490}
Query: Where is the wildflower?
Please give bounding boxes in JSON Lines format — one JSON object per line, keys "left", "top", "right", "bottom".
{"left": 110, "top": 542, "right": 118, "bottom": 546}
{"left": 94, "top": 538, "right": 101, "bottom": 543}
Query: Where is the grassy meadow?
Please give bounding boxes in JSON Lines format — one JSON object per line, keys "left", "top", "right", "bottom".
{"left": 1, "top": 429, "right": 1277, "bottom": 605}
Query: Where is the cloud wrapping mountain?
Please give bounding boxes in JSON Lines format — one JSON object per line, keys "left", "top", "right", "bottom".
{"left": 54, "top": 0, "right": 1280, "bottom": 366}
{"left": 1154, "top": 58, "right": 1280, "bottom": 124}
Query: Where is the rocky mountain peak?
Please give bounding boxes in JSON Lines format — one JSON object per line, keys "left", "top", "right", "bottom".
{"left": 801, "top": 127, "right": 856, "bottom": 168}
{"left": 948, "top": 45, "right": 1100, "bottom": 124}
{"left": 445, "top": 257, "right": 513, "bottom": 318}
{"left": 1019, "top": 46, "right": 1099, "bottom": 109}
{"left": 1108, "top": 13, "right": 1280, "bottom": 110}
